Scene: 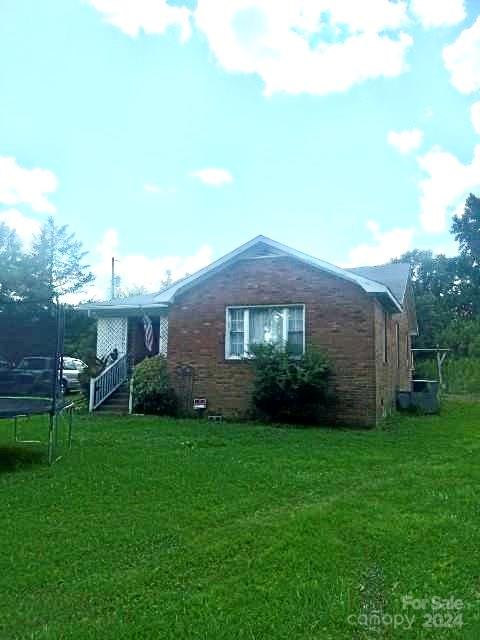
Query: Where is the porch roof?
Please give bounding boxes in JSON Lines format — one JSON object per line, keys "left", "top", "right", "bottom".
{"left": 79, "top": 235, "right": 406, "bottom": 315}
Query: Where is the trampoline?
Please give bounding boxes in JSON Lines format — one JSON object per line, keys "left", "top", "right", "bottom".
{"left": 0, "top": 302, "right": 74, "bottom": 465}
{"left": 0, "top": 397, "right": 54, "bottom": 417}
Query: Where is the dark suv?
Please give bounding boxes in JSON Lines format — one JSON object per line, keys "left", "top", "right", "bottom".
{"left": 0, "top": 357, "right": 60, "bottom": 396}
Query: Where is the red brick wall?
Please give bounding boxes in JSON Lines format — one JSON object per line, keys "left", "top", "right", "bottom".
{"left": 374, "top": 300, "right": 412, "bottom": 419}
{"left": 167, "top": 255, "right": 380, "bottom": 426}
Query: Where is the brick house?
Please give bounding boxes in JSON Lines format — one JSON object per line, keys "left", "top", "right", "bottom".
{"left": 81, "top": 236, "right": 417, "bottom": 426}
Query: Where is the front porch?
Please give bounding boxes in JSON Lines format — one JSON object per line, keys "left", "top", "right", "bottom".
{"left": 96, "top": 313, "right": 168, "bottom": 364}
{"left": 89, "top": 312, "right": 168, "bottom": 411}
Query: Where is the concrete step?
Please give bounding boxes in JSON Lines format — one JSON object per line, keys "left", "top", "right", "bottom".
{"left": 96, "top": 407, "right": 129, "bottom": 414}
{"left": 96, "top": 402, "right": 129, "bottom": 412}
{"left": 94, "top": 382, "right": 130, "bottom": 414}
{"left": 97, "top": 398, "right": 128, "bottom": 404}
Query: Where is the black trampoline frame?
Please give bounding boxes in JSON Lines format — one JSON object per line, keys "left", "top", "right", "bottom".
{"left": 0, "top": 302, "right": 75, "bottom": 465}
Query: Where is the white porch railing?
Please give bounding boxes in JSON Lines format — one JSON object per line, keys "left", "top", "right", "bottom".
{"left": 128, "top": 375, "right": 134, "bottom": 414}
{"left": 89, "top": 354, "right": 128, "bottom": 412}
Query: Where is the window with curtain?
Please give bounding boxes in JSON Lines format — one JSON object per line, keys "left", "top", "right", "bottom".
{"left": 226, "top": 306, "right": 304, "bottom": 358}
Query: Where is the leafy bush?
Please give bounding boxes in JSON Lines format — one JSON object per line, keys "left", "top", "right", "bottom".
{"left": 249, "top": 344, "right": 332, "bottom": 424}
{"left": 133, "top": 356, "right": 178, "bottom": 416}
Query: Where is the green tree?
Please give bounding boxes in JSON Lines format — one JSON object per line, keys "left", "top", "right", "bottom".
{"left": 63, "top": 307, "right": 96, "bottom": 360}
{"left": 393, "top": 250, "right": 456, "bottom": 346}
{"left": 0, "top": 223, "right": 26, "bottom": 302}
{"left": 30, "top": 217, "right": 94, "bottom": 300}
{"left": 452, "top": 193, "right": 480, "bottom": 263}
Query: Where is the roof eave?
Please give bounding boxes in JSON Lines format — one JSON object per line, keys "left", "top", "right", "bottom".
{"left": 158, "top": 236, "right": 405, "bottom": 307}
{"left": 372, "top": 291, "right": 403, "bottom": 314}
{"left": 77, "top": 302, "right": 169, "bottom": 313}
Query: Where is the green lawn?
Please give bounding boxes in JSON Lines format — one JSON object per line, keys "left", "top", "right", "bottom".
{"left": 1, "top": 403, "right": 480, "bottom": 639}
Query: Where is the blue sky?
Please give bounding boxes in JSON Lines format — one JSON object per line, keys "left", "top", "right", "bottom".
{"left": 1, "top": 0, "right": 480, "bottom": 299}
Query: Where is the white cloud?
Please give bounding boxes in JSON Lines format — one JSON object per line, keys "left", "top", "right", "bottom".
{"left": 144, "top": 183, "right": 161, "bottom": 193}
{"left": 443, "top": 17, "right": 480, "bottom": 93}
{"left": 432, "top": 239, "right": 459, "bottom": 257}
{"left": 0, "top": 209, "right": 41, "bottom": 246}
{"left": 194, "top": 0, "right": 413, "bottom": 96}
{"left": 82, "top": 228, "right": 214, "bottom": 300}
{"left": 0, "top": 156, "right": 58, "bottom": 213}
{"left": 190, "top": 168, "right": 233, "bottom": 186}
{"left": 417, "top": 145, "right": 480, "bottom": 233}
{"left": 387, "top": 128, "right": 423, "bottom": 154}
{"left": 88, "top": 0, "right": 477, "bottom": 97}
{"left": 345, "top": 220, "right": 414, "bottom": 267}
{"left": 143, "top": 183, "right": 176, "bottom": 194}
{"left": 410, "top": 0, "right": 465, "bottom": 28}
{"left": 88, "top": 0, "right": 192, "bottom": 41}
{"left": 471, "top": 101, "right": 480, "bottom": 134}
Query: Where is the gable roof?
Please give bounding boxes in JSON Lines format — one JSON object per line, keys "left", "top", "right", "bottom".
{"left": 346, "top": 262, "right": 411, "bottom": 304}
{"left": 80, "top": 235, "right": 404, "bottom": 313}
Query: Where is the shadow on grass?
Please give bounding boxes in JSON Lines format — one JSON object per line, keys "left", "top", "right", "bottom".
{"left": 0, "top": 446, "right": 45, "bottom": 473}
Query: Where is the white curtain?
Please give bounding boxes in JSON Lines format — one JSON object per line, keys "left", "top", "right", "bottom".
{"left": 249, "top": 308, "right": 284, "bottom": 346}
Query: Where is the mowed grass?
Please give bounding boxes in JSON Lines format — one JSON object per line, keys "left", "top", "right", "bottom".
{"left": 1, "top": 403, "right": 480, "bottom": 639}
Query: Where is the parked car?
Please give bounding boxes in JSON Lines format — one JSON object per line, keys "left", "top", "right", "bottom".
{"left": 1, "top": 355, "right": 87, "bottom": 395}
{"left": 7, "top": 356, "right": 55, "bottom": 396}
{"left": 0, "top": 355, "right": 11, "bottom": 370}
{"left": 62, "top": 357, "right": 87, "bottom": 393}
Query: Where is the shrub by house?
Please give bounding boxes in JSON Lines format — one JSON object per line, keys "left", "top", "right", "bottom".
{"left": 249, "top": 344, "right": 332, "bottom": 424}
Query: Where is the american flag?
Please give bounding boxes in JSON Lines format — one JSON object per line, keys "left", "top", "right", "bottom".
{"left": 143, "top": 314, "right": 154, "bottom": 353}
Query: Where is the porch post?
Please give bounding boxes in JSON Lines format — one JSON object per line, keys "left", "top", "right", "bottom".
{"left": 89, "top": 378, "right": 95, "bottom": 412}
{"left": 159, "top": 315, "right": 168, "bottom": 357}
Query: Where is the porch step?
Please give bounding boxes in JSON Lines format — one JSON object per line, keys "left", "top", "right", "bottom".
{"left": 95, "top": 383, "right": 130, "bottom": 414}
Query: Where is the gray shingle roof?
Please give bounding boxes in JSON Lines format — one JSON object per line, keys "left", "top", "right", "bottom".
{"left": 346, "top": 262, "right": 411, "bottom": 304}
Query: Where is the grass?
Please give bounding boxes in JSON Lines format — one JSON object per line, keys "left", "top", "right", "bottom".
{"left": 1, "top": 403, "right": 480, "bottom": 639}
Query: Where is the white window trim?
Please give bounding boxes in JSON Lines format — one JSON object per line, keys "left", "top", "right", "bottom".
{"left": 225, "top": 304, "right": 306, "bottom": 360}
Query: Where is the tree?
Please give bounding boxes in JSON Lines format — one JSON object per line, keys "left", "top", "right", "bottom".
{"left": 116, "top": 284, "right": 148, "bottom": 299}
{"left": 0, "top": 223, "right": 26, "bottom": 302}
{"left": 62, "top": 306, "right": 96, "bottom": 360}
{"left": 161, "top": 269, "right": 173, "bottom": 289}
{"left": 29, "top": 217, "right": 94, "bottom": 300}
{"left": 116, "top": 269, "right": 173, "bottom": 299}
{"left": 452, "top": 193, "right": 480, "bottom": 263}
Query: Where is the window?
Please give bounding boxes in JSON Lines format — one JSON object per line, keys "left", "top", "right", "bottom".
{"left": 383, "top": 311, "right": 388, "bottom": 364}
{"left": 396, "top": 323, "right": 400, "bottom": 368}
{"left": 229, "top": 308, "right": 245, "bottom": 357}
{"left": 226, "top": 305, "right": 305, "bottom": 359}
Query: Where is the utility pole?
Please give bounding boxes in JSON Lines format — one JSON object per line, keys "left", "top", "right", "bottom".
{"left": 111, "top": 256, "right": 116, "bottom": 299}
